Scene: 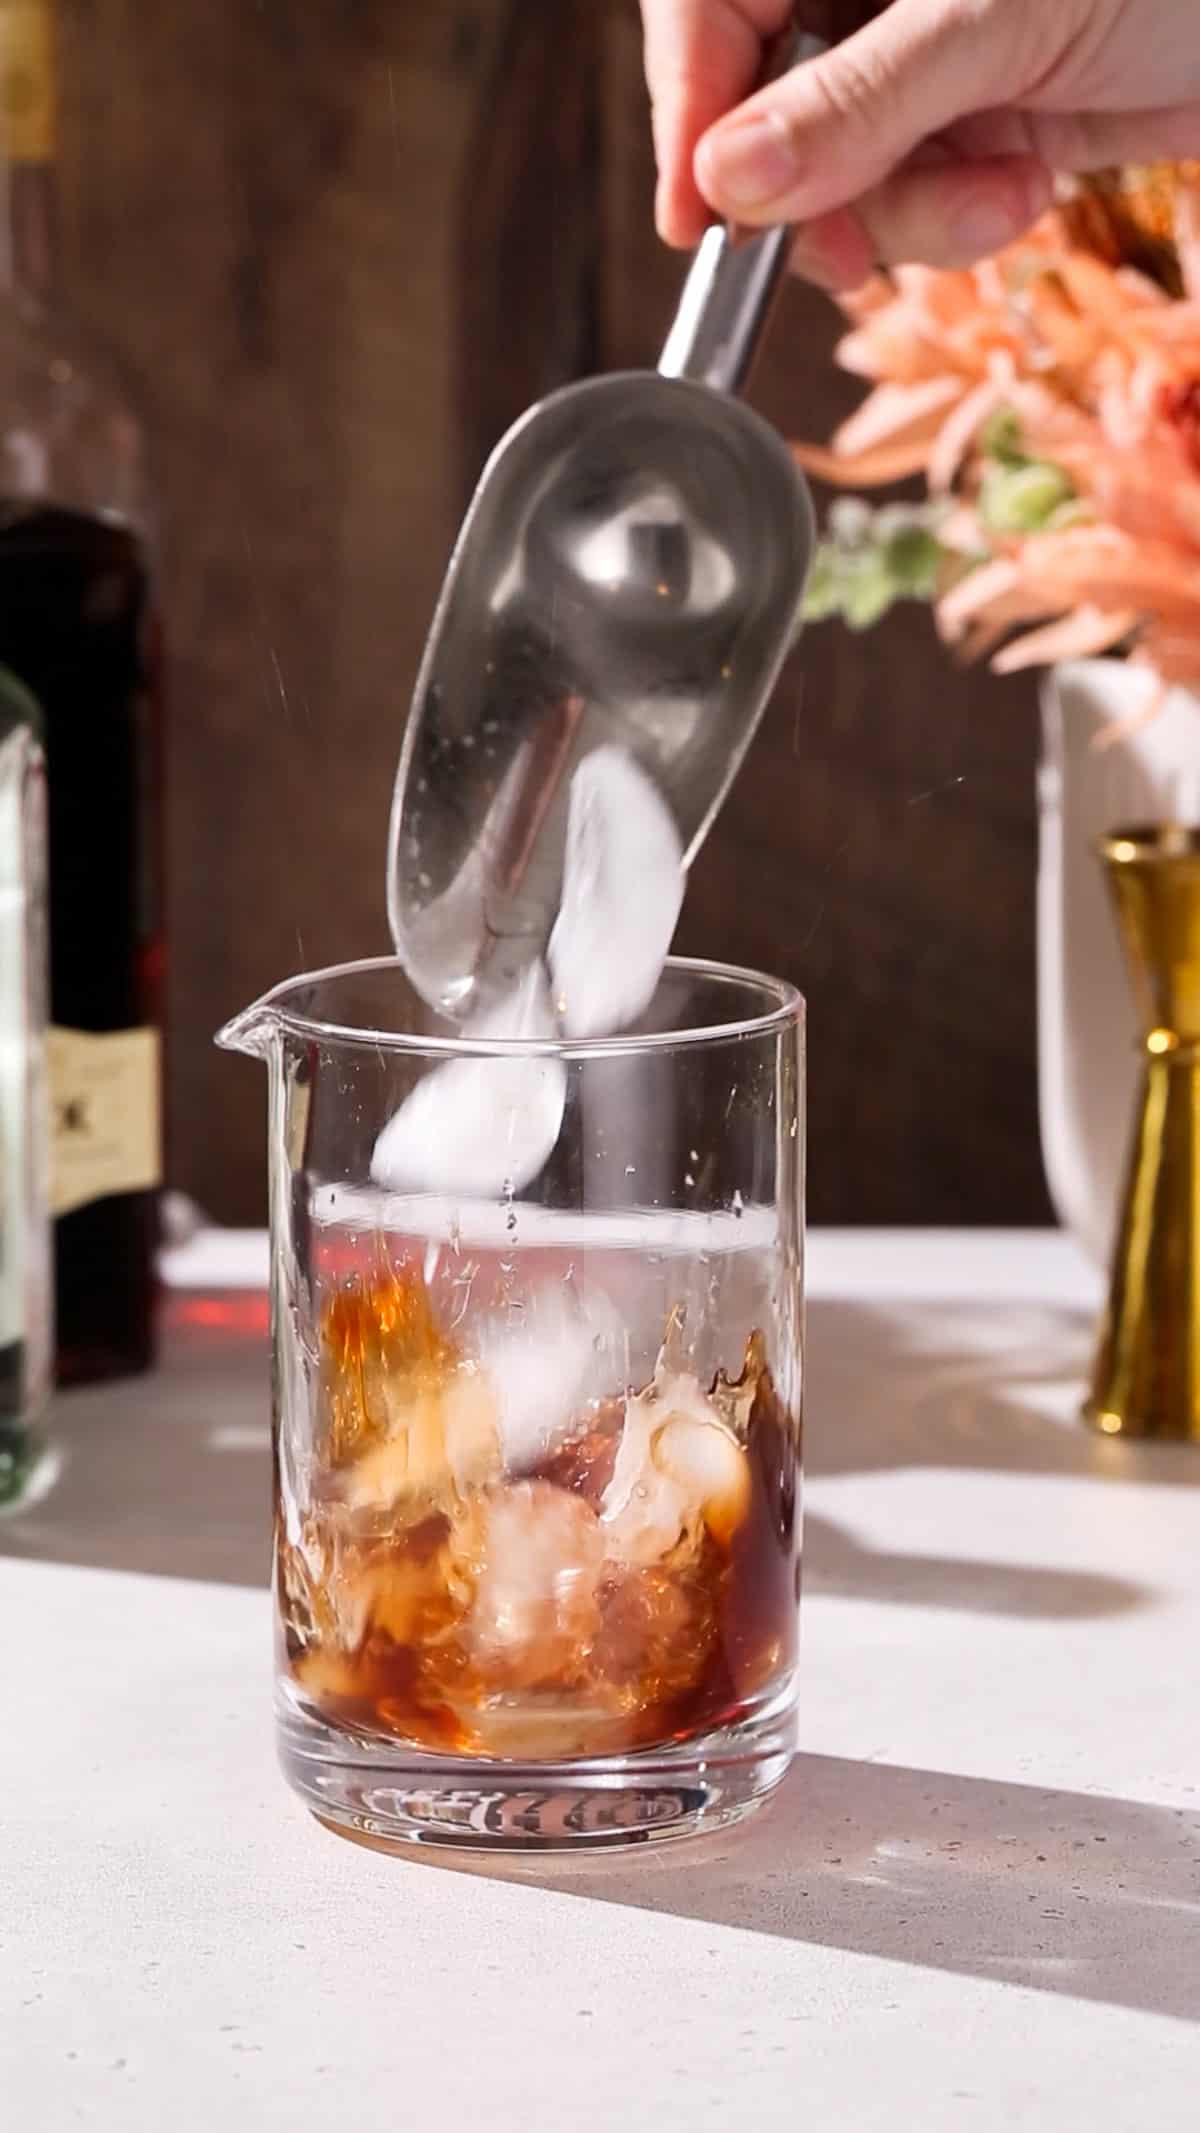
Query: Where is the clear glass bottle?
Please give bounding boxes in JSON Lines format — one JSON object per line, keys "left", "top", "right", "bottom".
{"left": 0, "top": 0, "right": 164, "bottom": 1384}
{"left": 0, "top": 662, "right": 51, "bottom": 1504}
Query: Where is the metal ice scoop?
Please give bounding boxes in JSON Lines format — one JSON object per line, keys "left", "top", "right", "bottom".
{"left": 388, "top": 34, "right": 824, "bottom": 1019}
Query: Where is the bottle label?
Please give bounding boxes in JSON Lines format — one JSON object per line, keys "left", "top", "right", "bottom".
{"left": 47, "top": 1026, "right": 162, "bottom": 1218}
{"left": 0, "top": 1, "right": 55, "bottom": 163}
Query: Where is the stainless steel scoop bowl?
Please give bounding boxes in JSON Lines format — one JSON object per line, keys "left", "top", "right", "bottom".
{"left": 388, "top": 44, "right": 821, "bottom": 1018}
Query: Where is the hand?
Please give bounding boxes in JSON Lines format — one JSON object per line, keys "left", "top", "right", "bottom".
{"left": 641, "top": 0, "right": 1200, "bottom": 286}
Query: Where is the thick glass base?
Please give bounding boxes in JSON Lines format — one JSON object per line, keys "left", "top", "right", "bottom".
{"left": 279, "top": 1683, "right": 797, "bottom": 1853}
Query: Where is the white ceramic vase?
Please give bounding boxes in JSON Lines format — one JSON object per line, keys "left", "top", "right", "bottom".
{"left": 1037, "top": 659, "right": 1200, "bottom": 1269}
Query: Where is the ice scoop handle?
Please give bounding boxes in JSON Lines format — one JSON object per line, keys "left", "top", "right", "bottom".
{"left": 657, "top": 6, "right": 884, "bottom": 394}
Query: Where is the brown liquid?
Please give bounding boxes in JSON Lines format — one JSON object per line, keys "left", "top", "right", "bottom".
{"left": 278, "top": 1268, "right": 800, "bottom": 1762}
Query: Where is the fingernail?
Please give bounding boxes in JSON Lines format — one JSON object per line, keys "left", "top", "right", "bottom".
{"left": 654, "top": 175, "right": 670, "bottom": 241}
{"left": 696, "top": 110, "right": 799, "bottom": 211}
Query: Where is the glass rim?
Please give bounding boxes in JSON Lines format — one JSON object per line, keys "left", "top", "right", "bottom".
{"left": 232, "top": 953, "right": 804, "bottom": 1062}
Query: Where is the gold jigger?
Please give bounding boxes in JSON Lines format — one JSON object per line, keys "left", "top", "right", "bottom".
{"left": 1085, "top": 825, "right": 1200, "bottom": 1441}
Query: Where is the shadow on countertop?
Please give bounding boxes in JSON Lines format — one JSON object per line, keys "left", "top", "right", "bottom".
{"left": 386, "top": 1751, "right": 1200, "bottom": 2025}
{"left": 803, "top": 1292, "right": 1200, "bottom": 1489}
{"left": 0, "top": 1297, "right": 275, "bottom": 1589}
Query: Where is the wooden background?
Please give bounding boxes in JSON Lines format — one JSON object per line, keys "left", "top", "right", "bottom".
{"left": 54, "top": 0, "right": 1052, "bottom": 1227}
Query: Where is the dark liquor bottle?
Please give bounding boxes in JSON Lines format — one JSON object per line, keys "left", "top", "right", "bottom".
{"left": 0, "top": 0, "right": 163, "bottom": 1383}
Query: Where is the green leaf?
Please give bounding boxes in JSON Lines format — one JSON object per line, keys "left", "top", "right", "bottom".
{"left": 884, "top": 524, "right": 943, "bottom": 597}
{"left": 979, "top": 461, "right": 1076, "bottom": 536}
{"left": 979, "top": 407, "right": 1026, "bottom": 468}
{"left": 804, "top": 544, "right": 844, "bottom": 622}
{"left": 842, "top": 573, "right": 900, "bottom": 629}
{"left": 804, "top": 497, "right": 955, "bottom": 630}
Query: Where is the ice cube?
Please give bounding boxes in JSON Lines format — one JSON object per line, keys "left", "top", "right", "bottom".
{"left": 452, "top": 1698, "right": 634, "bottom": 1763}
{"left": 476, "top": 1285, "right": 623, "bottom": 1472}
{"left": 370, "top": 965, "right": 566, "bottom": 1199}
{"left": 548, "top": 747, "right": 684, "bottom": 1039}
{"left": 600, "top": 1366, "right": 750, "bottom": 1567}
{"left": 461, "top": 1481, "right": 605, "bottom": 1690}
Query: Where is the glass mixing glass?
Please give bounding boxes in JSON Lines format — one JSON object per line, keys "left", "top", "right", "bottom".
{"left": 219, "top": 955, "right": 804, "bottom": 1851}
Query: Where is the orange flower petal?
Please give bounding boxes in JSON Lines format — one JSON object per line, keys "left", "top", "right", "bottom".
{"left": 990, "top": 607, "right": 1138, "bottom": 673}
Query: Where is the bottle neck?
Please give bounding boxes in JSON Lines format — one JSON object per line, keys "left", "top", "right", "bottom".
{"left": 0, "top": 1, "right": 58, "bottom": 310}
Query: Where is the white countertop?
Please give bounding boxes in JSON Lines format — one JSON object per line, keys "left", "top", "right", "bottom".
{"left": 3, "top": 1230, "right": 1198, "bottom": 2130}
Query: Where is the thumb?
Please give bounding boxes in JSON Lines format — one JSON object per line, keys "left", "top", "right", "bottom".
{"left": 695, "top": 0, "right": 1031, "bottom": 226}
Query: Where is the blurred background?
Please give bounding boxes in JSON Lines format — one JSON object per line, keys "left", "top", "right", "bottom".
{"left": 55, "top": 0, "right": 1051, "bottom": 1228}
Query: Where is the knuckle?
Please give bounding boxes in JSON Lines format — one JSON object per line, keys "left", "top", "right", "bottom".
{"left": 797, "top": 37, "right": 902, "bottom": 143}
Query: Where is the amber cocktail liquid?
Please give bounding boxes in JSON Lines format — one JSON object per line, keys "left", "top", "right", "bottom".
{"left": 221, "top": 957, "right": 804, "bottom": 1850}
{"left": 281, "top": 1266, "right": 797, "bottom": 1762}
